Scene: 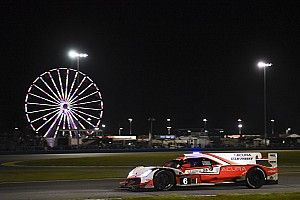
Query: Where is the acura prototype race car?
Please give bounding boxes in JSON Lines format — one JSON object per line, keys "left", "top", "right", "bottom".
{"left": 120, "top": 152, "right": 278, "bottom": 191}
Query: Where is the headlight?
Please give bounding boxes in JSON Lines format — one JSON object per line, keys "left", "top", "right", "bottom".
{"left": 140, "top": 169, "right": 152, "bottom": 177}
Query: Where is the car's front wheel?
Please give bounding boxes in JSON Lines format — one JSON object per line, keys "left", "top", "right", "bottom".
{"left": 246, "top": 167, "right": 266, "bottom": 189}
{"left": 153, "top": 170, "right": 175, "bottom": 191}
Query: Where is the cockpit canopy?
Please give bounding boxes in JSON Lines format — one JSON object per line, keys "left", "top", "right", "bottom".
{"left": 164, "top": 157, "right": 220, "bottom": 169}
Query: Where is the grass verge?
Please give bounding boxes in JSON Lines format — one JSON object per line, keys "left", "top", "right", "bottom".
{"left": 13, "top": 152, "right": 182, "bottom": 167}
{"left": 11, "top": 151, "right": 300, "bottom": 167}
{"left": 1, "top": 150, "right": 299, "bottom": 183}
{"left": 0, "top": 167, "right": 130, "bottom": 182}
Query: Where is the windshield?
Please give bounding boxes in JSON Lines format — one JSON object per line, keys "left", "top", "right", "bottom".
{"left": 164, "top": 160, "right": 182, "bottom": 168}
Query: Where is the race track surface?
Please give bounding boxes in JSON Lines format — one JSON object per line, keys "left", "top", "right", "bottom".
{"left": 1, "top": 152, "right": 299, "bottom": 199}
{"left": 0, "top": 173, "right": 299, "bottom": 200}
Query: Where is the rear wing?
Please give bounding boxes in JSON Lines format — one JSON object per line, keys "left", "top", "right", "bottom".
{"left": 257, "top": 153, "right": 278, "bottom": 168}
{"left": 202, "top": 152, "right": 277, "bottom": 167}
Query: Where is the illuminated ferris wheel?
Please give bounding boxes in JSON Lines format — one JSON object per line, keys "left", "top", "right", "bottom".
{"left": 25, "top": 68, "right": 103, "bottom": 138}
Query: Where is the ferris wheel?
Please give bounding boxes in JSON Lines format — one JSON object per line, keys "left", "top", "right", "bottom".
{"left": 25, "top": 68, "right": 103, "bottom": 138}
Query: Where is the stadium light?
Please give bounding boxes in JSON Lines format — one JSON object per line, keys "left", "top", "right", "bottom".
{"left": 68, "top": 50, "right": 88, "bottom": 58}
{"left": 128, "top": 118, "right": 133, "bottom": 135}
{"left": 257, "top": 61, "right": 272, "bottom": 68}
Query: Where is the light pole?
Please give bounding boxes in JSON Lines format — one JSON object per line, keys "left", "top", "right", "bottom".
{"left": 68, "top": 50, "right": 88, "bottom": 72}
{"left": 87, "top": 117, "right": 92, "bottom": 128}
{"left": 166, "top": 118, "right": 171, "bottom": 135}
{"left": 257, "top": 61, "right": 272, "bottom": 145}
{"left": 68, "top": 50, "right": 88, "bottom": 148}
{"left": 238, "top": 124, "right": 243, "bottom": 135}
{"left": 128, "top": 118, "right": 133, "bottom": 135}
{"left": 237, "top": 119, "right": 242, "bottom": 136}
{"left": 87, "top": 117, "right": 92, "bottom": 136}
{"left": 101, "top": 124, "right": 106, "bottom": 137}
{"left": 203, "top": 118, "right": 208, "bottom": 132}
{"left": 270, "top": 119, "right": 275, "bottom": 136}
{"left": 148, "top": 117, "right": 155, "bottom": 147}
{"left": 119, "top": 127, "right": 123, "bottom": 136}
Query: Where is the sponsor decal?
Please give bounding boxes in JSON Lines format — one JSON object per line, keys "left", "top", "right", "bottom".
{"left": 231, "top": 153, "right": 253, "bottom": 161}
{"left": 221, "top": 166, "right": 246, "bottom": 172}
{"left": 267, "top": 169, "right": 277, "bottom": 173}
{"left": 185, "top": 168, "right": 214, "bottom": 174}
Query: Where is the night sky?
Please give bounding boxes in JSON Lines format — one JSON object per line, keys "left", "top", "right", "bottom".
{"left": 0, "top": 0, "right": 299, "bottom": 135}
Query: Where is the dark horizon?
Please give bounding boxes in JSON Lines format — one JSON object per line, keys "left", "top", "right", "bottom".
{"left": 0, "top": 1, "right": 299, "bottom": 136}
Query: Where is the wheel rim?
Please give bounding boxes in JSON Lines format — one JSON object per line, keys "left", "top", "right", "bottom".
{"left": 248, "top": 169, "right": 264, "bottom": 187}
{"left": 155, "top": 171, "right": 173, "bottom": 190}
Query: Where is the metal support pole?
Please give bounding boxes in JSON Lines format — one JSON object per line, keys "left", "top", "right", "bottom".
{"left": 270, "top": 120, "right": 275, "bottom": 136}
{"left": 264, "top": 67, "right": 267, "bottom": 146}
{"left": 148, "top": 118, "right": 154, "bottom": 148}
{"left": 128, "top": 119, "right": 133, "bottom": 135}
{"left": 76, "top": 57, "right": 80, "bottom": 148}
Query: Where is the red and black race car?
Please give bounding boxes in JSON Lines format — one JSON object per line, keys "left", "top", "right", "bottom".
{"left": 120, "top": 152, "right": 278, "bottom": 191}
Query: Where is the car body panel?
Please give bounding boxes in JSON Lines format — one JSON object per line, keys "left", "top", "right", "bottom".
{"left": 120, "top": 152, "right": 278, "bottom": 190}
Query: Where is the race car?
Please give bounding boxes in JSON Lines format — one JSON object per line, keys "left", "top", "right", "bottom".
{"left": 120, "top": 152, "right": 278, "bottom": 191}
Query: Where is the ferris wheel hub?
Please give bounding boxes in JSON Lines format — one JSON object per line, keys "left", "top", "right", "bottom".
{"left": 60, "top": 101, "right": 70, "bottom": 112}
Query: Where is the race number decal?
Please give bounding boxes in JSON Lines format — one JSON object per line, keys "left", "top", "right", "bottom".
{"left": 180, "top": 177, "right": 191, "bottom": 185}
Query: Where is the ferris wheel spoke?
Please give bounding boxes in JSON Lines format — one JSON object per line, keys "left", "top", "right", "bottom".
{"left": 68, "top": 111, "right": 86, "bottom": 129}
{"left": 36, "top": 111, "right": 60, "bottom": 132}
{"left": 31, "top": 108, "right": 60, "bottom": 123}
{"left": 68, "top": 76, "right": 87, "bottom": 102}
{"left": 27, "top": 102, "right": 58, "bottom": 107}
{"left": 70, "top": 110, "right": 94, "bottom": 127}
{"left": 54, "top": 114, "right": 64, "bottom": 138}
{"left": 65, "top": 113, "right": 73, "bottom": 135}
{"left": 48, "top": 72, "right": 63, "bottom": 100}
{"left": 72, "top": 106, "right": 102, "bottom": 111}
{"left": 27, "top": 106, "right": 59, "bottom": 114}
{"left": 26, "top": 68, "right": 103, "bottom": 138}
{"left": 70, "top": 91, "right": 99, "bottom": 104}
{"left": 33, "top": 84, "right": 60, "bottom": 103}
{"left": 66, "top": 112, "right": 77, "bottom": 129}
{"left": 40, "top": 77, "right": 61, "bottom": 101}
{"left": 64, "top": 69, "right": 70, "bottom": 101}
{"left": 72, "top": 99, "right": 102, "bottom": 106}
{"left": 66, "top": 71, "right": 78, "bottom": 101}
{"left": 57, "top": 69, "right": 65, "bottom": 100}
{"left": 43, "top": 112, "right": 62, "bottom": 137}
{"left": 29, "top": 93, "right": 59, "bottom": 105}
{"left": 69, "top": 83, "right": 94, "bottom": 103}
{"left": 61, "top": 114, "right": 67, "bottom": 135}
{"left": 71, "top": 108, "right": 100, "bottom": 120}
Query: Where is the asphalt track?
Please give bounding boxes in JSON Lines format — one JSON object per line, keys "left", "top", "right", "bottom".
{"left": 0, "top": 173, "right": 299, "bottom": 200}
{"left": 0, "top": 152, "right": 299, "bottom": 200}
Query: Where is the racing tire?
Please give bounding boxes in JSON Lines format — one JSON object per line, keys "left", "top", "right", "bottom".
{"left": 245, "top": 167, "right": 266, "bottom": 189}
{"left": 153, "top": 170, "right": 175, "bottom": 191}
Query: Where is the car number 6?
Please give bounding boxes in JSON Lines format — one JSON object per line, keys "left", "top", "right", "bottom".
{"left": 183, "top": 178, "right": 188, "bottom": 184}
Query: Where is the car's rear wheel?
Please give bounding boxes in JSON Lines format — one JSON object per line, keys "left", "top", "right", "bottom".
{"left": 246, "top": 167, "right": 266, "bottom": 189}
{"left": 153, "top": 170, "right": 175, "bottom": 191}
